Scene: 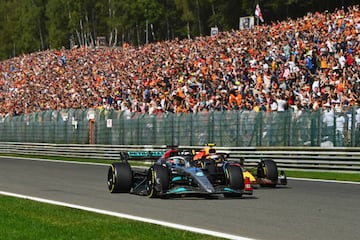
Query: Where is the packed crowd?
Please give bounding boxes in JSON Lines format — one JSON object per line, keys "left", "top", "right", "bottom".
{"left": 0, "top": 6, "right": 359, "bottom": 117}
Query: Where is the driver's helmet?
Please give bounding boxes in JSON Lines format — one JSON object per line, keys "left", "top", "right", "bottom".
{"left": 166, "top": 157, "right": 186, "bottom": 167}
{"left": 206, "top": 154, "right": 224, "bottom": 163}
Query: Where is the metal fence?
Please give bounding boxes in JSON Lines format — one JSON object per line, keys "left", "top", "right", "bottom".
{"left": 0, "top": 143, "right": 359, "bottom": 173}
{"left": 1, "top": 107, "right": 360, "bottom": 147}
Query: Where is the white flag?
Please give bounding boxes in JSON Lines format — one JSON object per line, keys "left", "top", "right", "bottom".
{"left": 255, "top": 4, "right": 264, "bottom": 22}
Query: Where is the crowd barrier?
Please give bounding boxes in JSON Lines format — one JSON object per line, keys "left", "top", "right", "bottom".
{"left": 1, "top": 108, "right": 360, "bottom": 147}
{"left": 0, "top": 142, "right": 359, "bottom": 173}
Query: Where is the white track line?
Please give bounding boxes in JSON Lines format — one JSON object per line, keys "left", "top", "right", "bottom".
{"left": 287, "top": 177, "right": 360, "bottom": 185}
{"left": 0, "top": 191, "right": 256, "bottom": 240}
{"left": 0, "top": 156, "right": 109, "bottom": 166}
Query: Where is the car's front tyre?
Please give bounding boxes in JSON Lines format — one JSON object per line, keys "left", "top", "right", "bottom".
{"left": 146, "top": 164, "right": 170, "bottom": 198}
{"left": 223, "top": 165, "right": 244, "bottom": 198}
{"left": 107, "top": 163, "right": 133, "bottom": 193}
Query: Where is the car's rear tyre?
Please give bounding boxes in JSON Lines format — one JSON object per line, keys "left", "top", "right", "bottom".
{"left": 258, "top": 159, "right": 278, "bottom": 187}
{"left": 107, "top": 163, "right": 133, "bottom": 193}
{"left": 201, "top": 160, "right": 217, "bottom": 182}
{"left": 146, "top": 164, "right": 170, "bottom": 198}
{"left": 223, "top": 165, "right": 244, "bottom": 198}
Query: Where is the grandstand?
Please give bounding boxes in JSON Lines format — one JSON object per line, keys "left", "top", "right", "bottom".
{"left": 0, "top": 6, "right": 359, "bottom": 147}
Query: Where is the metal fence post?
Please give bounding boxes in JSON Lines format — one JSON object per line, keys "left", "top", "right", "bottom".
{"left": 351, "top": 107, "right": 356, "bottom": 147}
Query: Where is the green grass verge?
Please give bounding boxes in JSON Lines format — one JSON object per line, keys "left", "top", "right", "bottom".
{"left": 283, "top": 170, "right": 360, "bottom": 182}
{"left": 0, "top": 195, "right": 222, "bottom": 240}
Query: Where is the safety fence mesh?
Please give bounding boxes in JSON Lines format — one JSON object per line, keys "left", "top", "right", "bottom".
{"left": 0, "top": 107, "right": 359, "bottom": 147}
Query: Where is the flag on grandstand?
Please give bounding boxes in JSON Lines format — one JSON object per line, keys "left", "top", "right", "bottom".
{"left": 255, "top": 4, "right": 264, "bottom": 23}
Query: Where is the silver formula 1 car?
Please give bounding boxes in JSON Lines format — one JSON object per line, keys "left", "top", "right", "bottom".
{"left": 107, "top": 149, "right": 253, "bottom": 198}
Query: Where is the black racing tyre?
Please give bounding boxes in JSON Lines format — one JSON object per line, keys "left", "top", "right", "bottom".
{"left": 107, "top": 162, "right": 133, "bottom": 193}
{"left": 146, "top": 164, "right": 170, "bottom": 198}
{"left": 204, "top": 160, "right": 217, "bottom": 173}
{"left": 260, "top": 159, "right": 278, "bottom": 181}
{"left": 224, "top": 165, "right": 244, "bottom": 198}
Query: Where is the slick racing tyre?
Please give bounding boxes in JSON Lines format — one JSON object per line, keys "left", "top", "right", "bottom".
{"left": 107, "top": 162, "right": 133, "bottom": 193}
{"left": 257, "top": 159, "right": 278, "bottom": 187}
{"left": 223, "top": 165, "right": 244, "bottom": 198}
{"left": 146, "top": 164, "right": 170, "bottom": 198}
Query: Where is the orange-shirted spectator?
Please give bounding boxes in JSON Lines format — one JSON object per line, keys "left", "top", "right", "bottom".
{"left": 177, "top": 88, "right": 185, "bottom": 99}
{"left": 337, "top": 81, "right": 344, "bottom": 93}
{"left": 320, "top": 55, "right": 328, "bottom": 70}
{"left": 235, "top": 92, "right": 243, "bottom": 107}
{"left": 228, "top": 90, "right": 236, "bottom": 107}
{"left": 0, "top": 6, "right": 359, "bottom": 117}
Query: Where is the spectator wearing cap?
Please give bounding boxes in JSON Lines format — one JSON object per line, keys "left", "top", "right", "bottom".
{"left": 0, "top": 5, "right": 359, "bottom": 120}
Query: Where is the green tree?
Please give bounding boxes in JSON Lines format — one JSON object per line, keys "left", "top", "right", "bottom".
{"left": 174, "top": 0, "right": 197, "bottom": 39}
{"left": 1, "top": 0, "right": 359, "bottom": 60}
{"left": 0, "top": 1, "right": 17, "bottom": 59}
{"left": 46, "top": 0, "right": 70, "bottom": 49}
{"left": 108, "top": 0, "right": 165, "bottom": 45}
{"left": 16, "top": 0, "right": 44, "bottom": 53}
{"left": 63, "top": 0, "right": 104, "bottom": 47}
{"left": 155, "top": 0, "right": 179, "bottom": 41}
{"left": 0, "top": 0, "right": 45, "bottom": 58}
{"left": 212, "top": 0, "right": 244, "bottom": 31}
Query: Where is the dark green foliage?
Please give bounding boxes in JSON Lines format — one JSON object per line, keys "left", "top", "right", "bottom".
{"left": 0, "top": 0, "right": 357, "bottom": 60}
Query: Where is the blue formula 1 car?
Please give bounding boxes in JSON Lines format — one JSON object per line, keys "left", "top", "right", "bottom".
{"left": 107, "top": 149, "right": 253, "bottom": 198}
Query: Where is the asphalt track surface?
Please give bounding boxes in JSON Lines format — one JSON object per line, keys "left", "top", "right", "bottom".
{"left": 1, "top": 157, "right": 359, "bottom": 240}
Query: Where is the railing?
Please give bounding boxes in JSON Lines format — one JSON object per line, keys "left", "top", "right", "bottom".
{"left": 1, "top": 108, "right": 360, "bottom": 147}
{"left": 0, "top": 142, "right": 359, "bottom": 173}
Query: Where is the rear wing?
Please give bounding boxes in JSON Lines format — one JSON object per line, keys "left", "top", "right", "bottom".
{"left": 119, "top": 146, "right": 197, "bottom": 163}
{"left": 119, "top": 151, "right": 165, "bottom": 162}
